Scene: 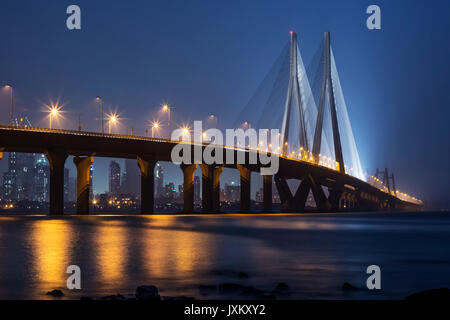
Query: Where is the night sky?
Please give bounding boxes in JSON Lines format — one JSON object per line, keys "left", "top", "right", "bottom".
{"left": 1, "top": 0, "right": 449, "bottom": 207}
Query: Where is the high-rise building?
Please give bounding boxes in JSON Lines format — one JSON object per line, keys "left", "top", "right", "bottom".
{"left": 2, "top": 171, "right": 13, "bottom": 200}
{"left": 194, "top": 175, "right": 200, "bottom": 202}
{"left": 121, "top": 159, "right": 140, "bottom": 197}
{"left": 224, "top": 182, "right": 240, "bottom": 203}
{"left": 109, "top": 161, "right": 121, "bottom": 195}
{"left": 89, "top": 164, "right": 94, "bottom": 201}
{"left": 162, "top": 182, "right": 176, "bottom": 200}
{"left": 64, "top": 167, "right": 69, "bottom": 201}
{"left": 2, "top": 148, "right": 35, "bottom": 201}
{"left": 255, "top": 187, "right": 263, "bottom": 203}
{"left": 2, "top": 117, "right": 37, "bottom": 202}
{"left": 155, "top": 163, "right": 163, "bottom": 198}
{"left": 34, "top": 154, "right": 49, "bottom": 203}
{"left": 16, "top": 152, "right": 34, "bottom": 201}
{"left": 68, "top": 176, "right": 76, "bottom": 202}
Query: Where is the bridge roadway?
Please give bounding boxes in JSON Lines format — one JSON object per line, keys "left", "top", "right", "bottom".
{"left": 0, "top": 125, "right": 421, "bottom": 215}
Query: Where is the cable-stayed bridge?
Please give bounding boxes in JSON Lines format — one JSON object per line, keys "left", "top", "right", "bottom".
{"left": 0, "top": 32, "right": 422, "bottom": 214}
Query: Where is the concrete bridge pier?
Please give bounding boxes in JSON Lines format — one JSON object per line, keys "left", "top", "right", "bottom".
{"left": 46, "top": 149, "right": 68, "bottom": 215}
{"left": 307, "top": 174, "right": 331, "bottom": 211}
{"left": 328, "top": 180, "right": 344, "bottom": 211}
{"left": 274, "top": 174, "right": 292, "bottom": 212}
{"left": 237, "top": 164, "right": 251, "bottom": 213}
{"left": 137, "top": 156, "right": 157, "bottom": 214}
{"left": 73, "top": 156, "right": 94, "bottom": 214}
{"left": 200, "top": 164, "right": 213, "bottom": 213}
{"left": 212, "top": 165, "right": 224, "bottom": 212}
{"left": 181, "top": 164, "right": 198, "bottom": 213}
{"left": 199, "top": 164, "right": 223, "bottom": 213}
{"left": 263, "top": 174, "right": 272, "bottom": 212}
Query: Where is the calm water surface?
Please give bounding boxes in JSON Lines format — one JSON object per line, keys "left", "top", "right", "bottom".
{"left": 0, "top": 212, "right": 449, "bottom": 300}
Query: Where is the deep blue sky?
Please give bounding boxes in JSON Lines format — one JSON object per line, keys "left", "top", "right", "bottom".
{"left": 1, "top": 0, "right": 449, "bottom": 207}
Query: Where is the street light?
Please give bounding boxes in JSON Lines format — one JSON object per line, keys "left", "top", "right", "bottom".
{"left": 151, "top": 121, "right": 159, "bottom": 138}
{"left": 210, "top": 114, "right": 218, "bottom": 130}
{"left": 162, "top": 104, "right": 171, "bottom": 139}
{"left": 4, "top": 84, "right": 13, "bottom": 126}
{"left": 180, "top": 126, "right": 190, "bottom": 140}
{"left": 96, "top": 96, "right": 104, "bottom": 134}
{"left": 108, "top": 113, "right": 118, "bottom": 134}
{"left": 48, "top": 104, "right": 61, "bottom": 129}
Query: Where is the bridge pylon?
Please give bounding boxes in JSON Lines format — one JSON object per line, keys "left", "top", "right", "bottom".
{"left": 312, "top": 32, "right": 345, "bottom": 173}
{"left": 280, "top": 31, "right": 309, "bottom": 156}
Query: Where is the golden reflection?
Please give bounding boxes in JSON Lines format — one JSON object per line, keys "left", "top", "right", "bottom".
{"left": 141, "top": 215, "right": 216, "bottom": 279}
{"left": 30, "top": 219, "right": 72, "bottom": 290}
{"left": 95, "top": 221, "right": 128, "bottom": 286}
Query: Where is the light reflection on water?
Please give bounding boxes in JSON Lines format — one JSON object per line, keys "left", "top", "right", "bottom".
{"left": 29, "top": 220, "right": 73, "bottom": 298}
{"left": 0, "top": 212, "right": 449, "bottom": 300}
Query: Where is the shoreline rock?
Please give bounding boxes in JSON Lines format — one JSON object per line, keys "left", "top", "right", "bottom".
{"left": 46, "top": 289, "right": 64, "bottom": 297}
{"left": 342, "top": 282, "right": 358, "bottom": 291}
{"left": 136, "top": 285, "right": 161, "bottom": 301}
{"left": 406, "top": 288, "right": 450, "bottom": 301}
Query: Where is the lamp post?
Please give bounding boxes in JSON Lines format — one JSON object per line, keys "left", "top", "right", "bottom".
{"left": 108, "top": 114, "right": 118, "bottom": 134}
{"left": 5, "top": 85, "right": 13, "bottom": 126}
{"left": 49, "top": 106, "right": 59, "bottom": 129}
{"left": 210, "top": 114, "right": 218, "bottom": 130}
{"left": 162, "top": 104, "right": 171, "bottom": 139}
{"left": 152, "top": 122, "right": 159, "bottom": 138}
{"left": 96, "top": 96, "right": 104, "bottom": 134}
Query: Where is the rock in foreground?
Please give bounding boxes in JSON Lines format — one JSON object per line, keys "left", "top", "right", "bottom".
{"left": 406, "top": 288, "right": 450, "bottom": 301}
{"left": 46, "top": 289, "right": 64, "bottom": 297}
{"left": 136, "top": 285, "right": 161, "bottom": 301}
{"left": 342, "top": 282, "right": 358, "bottom": 291}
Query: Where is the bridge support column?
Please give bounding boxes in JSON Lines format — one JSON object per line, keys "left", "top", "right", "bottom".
{"left": 308, "top": 174, "right": 331, "bottom": 211}
{"left": 138, "top": 156, "right": 157, "bottom": 214}
{"left": 274, "top": 174, "right": 292, "bottom": 212}
{"left": 46, "top": 149, "right": 68, "bottom": 215}
{"left": 73, "top": 156, "right": 94, "bottom": 214}
{"left": 212, "top": 165, "right": 224, "bottom": 212}
{"left": 199, "top": 164, "right": 223, "bottom": 213}
{"left": 263, "top": 174, "right": 272, "bottom": 212}
{"left": 237, "top": 164, "right": 251, "bottom": 213}
{"left": 181, "top": 164, "right": 197, "bottom": 213}
{"left": 328, "top": 179, "right": 344, "bottom": 211}
{"left": 200, "top": 164, "right": 213, "bottom": 213}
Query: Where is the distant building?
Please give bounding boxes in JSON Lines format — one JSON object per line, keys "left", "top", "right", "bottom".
{"left": 3, "top": 150, "right": 34, "bottom": 201}
{"left": 255, "top": 187, "right": 263, "bottom": 203}
{"left": 272, "top": 181, "right": 280, "bottom": 203}
{"left": 109, "top": 161, "right": 121, "bottom": 195}
{"left": 34, "top": 154, "right": 50, "bottom": 203}
{"left": 223, "top": 182, "right": 239, "bottom": 203}
{"left": 194, "top": 175, "right": 200, "bottom": 203}
{"left": 155, "top": 163, "right": 163, "bottom": 198}
{"left": 64, "top": 167, "right": 69, "bottom": 201}
{"left": 164, "top": 182, "right": 176, "bottom": 199}
{"left": 121, "top": 159, "right": 140, "bottom": 198}
{"left": 68, "top": 176, "right": 76, "bottom": 202}
{"left": 89, "top": 164, "right": 94, "bottom": 201}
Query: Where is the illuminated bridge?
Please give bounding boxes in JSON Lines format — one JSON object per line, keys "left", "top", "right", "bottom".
{"left": 0, "top": 32, "right": 422, "bottom": 215}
